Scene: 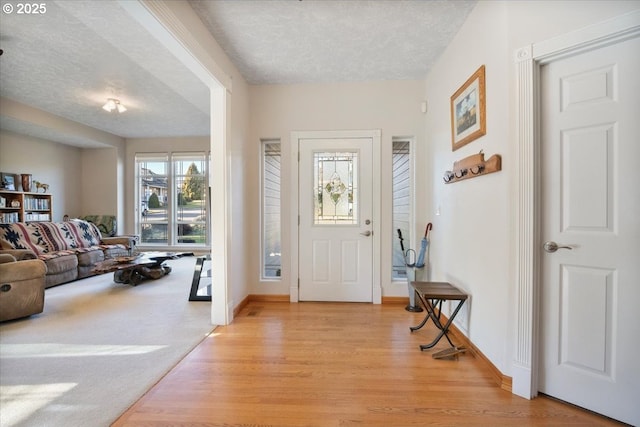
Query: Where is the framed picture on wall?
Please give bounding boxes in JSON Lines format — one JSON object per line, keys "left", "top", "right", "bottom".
{"left": 1, "top": 172, "right": 16, "bottom": 190}
{"left": 450, "top": 65, "right": 486, "bottom": 151}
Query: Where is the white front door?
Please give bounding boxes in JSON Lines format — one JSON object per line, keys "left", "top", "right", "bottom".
{"left": 539, "top": 35, "right": 640, "bottom": 425}
{"left": 298, "top": 138, "right": 374, "bottom": 302}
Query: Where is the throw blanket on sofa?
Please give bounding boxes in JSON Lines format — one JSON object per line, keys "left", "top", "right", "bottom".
{"left": 0, "top": 220, "right": 102, "bottom": 255}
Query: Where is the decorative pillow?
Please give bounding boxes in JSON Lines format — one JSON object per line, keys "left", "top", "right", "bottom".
{"left": 81, "top": 215, "right": 116, "bottom": 237}
{"left": 66, "top": 220, "right": 102, "bottom": 247}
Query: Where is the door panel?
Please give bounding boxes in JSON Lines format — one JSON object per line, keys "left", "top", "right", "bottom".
{"left": 341, "top": 240, "right": 359, "bottom": 283}
{"left": 311, "top": 240, "right": 330, "bottom": 282}
{"left": 299, "top": 138, "right": 373, "bottom": 302}
{"left": 540, "top": 36, "right": 640, "bottom": 425}
{"left": 563, "top": 125, "right": 613, "bottom": 230}
{"left": 559, "top": 265, "right": 613, "bottom": 375}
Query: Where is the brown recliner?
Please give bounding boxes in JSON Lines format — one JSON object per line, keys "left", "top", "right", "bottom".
{"left": 0, "top": 254, "right": 47, "bottom": 322}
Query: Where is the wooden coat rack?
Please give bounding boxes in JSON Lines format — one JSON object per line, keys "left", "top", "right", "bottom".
{"left": 443, "top": 150, "right": 501, "bottom": 184}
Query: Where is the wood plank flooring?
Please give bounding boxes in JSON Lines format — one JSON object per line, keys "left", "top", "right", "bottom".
{"left": 113, "top": 302, "right": 623, "bottom": 426}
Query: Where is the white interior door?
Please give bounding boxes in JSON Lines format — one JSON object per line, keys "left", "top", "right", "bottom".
{"left": 540, "top": 36, "right": 640, "bottom": 425}
{"left": 298, "top": 138, "right": 373, "bottom": 302}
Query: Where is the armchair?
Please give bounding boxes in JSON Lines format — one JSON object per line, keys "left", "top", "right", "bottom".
{"left": 0, "top": 254, "right": 47, "bottom": 322}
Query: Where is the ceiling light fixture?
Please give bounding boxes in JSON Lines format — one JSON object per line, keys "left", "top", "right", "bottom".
{"left": 102, "top": 98, "right": 127, "bottom": 113}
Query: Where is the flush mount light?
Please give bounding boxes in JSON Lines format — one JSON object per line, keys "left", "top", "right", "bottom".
{"left": 102, "top": 98, "right": 127, "bottom": 113}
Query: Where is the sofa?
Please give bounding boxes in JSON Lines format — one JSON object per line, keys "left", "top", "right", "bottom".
{"left": 0, "top": 220, "right": 135, "bottom": 288}
{"left": 0, "top": 253, "right": 47, "bottom": 321}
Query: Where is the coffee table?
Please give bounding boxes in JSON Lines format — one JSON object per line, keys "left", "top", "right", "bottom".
{"left": 93, "top": 252, "right": 179, "bottom": 286}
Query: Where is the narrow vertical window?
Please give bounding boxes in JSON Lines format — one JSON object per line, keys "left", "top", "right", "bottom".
{"left": 392, "top": 138, "right": 412, "bottom": 280}
{"left": 137, "top": 154, "right": 169, "bottom": 245}
{"left": 173, "top": 153, "right": 209, "bottom": 245}
{"left": 262, "top": 140, "right": 281, "bottom": 279}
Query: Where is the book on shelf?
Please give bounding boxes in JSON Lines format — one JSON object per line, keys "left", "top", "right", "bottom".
{"left": 0, "top": 212, "right": 20, "bottom": 223}
{"left": 24, "top": 197, "right": 50, "bottom": 210}
{"left": 24, "top": 213, "right": 51, "bottom": 222}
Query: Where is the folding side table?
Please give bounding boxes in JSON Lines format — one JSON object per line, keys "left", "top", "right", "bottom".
{"left": 409, "top": 281, "right": 468, "bottom": 352}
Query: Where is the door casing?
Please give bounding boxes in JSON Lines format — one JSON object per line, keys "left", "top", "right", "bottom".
{"left": 513, "top": 10, "right": 640, "bottom": 398}
{"left": 290, "top": 130, "right": 382, "bottom": 303}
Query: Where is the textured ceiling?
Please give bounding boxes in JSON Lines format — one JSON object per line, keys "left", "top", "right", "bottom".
{"left": 0, "top": 0, "right": 476, "bottom": 148}
{"left": 190, "top": 0, "right": 476, "bottom": 85}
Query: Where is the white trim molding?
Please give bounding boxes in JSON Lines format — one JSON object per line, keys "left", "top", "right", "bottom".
{"left": 513, "top": 10, "right": 640, "bottom": 399}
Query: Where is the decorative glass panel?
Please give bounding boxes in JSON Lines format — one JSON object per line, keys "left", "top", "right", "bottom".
{"left": 313, "top": 151, "right": 358, "bottom": 225}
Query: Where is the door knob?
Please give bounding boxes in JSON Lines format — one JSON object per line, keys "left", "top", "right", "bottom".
{"left": 543, "top": 241, "right": 572, "bottom": 253}
{"left": 360, "top": 230, "right": 372, "bottom": 237}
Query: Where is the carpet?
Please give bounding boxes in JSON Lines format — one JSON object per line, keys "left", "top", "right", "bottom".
{"left": 0, "top": 256, "right": 215, "bottom": 427}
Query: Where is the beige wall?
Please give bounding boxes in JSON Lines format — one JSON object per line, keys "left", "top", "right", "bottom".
{"left": 0, "top": 134, "right": 128, "bottom": 230}
{"left": 80, "top": 147, "right": 119, "bottom": 219}
{"left": 249, "top": 79, "right": 427, "bottom": 296}
{"left": 0, "top": 131, "right": 82, "bottom": 221}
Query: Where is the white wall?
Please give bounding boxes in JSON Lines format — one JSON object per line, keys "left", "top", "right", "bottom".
{"left": 227, "top": 77, "right": 251, "bottom": 312}
{"left": 423, "top": 0, "right": 640, "bottom": 377}
{"left": 249, "top": 79, "right": 427, "bottom": 296}
{"left": 0, "top": 131, "right": 82, "bottom": 221}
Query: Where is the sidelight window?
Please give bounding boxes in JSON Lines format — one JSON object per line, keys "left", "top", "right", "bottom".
{"left": 261, "top": 140, "right": 281, "bottom": 279}
{"left": 392, "top": 138, "right": 412, "bottom": 280}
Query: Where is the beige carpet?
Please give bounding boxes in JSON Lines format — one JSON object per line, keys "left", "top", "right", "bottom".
{"left": 0, "top": 256, "right": 215, "bottom": 427}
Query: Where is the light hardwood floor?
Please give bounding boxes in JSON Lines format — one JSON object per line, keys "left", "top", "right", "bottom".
{"left": 113, "top": 302, "right": 623, "bottom": 426}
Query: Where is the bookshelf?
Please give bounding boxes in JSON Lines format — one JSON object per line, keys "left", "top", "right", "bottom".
{"left": 0, "top": 190, "right": 53, "bottom": 223}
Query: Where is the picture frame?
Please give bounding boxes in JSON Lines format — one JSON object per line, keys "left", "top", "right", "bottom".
{"left": 450, "top": 65, "right": 486, "bottom": 151}
{"left": 0, "top": 172, "right": 16, "bottom": 191}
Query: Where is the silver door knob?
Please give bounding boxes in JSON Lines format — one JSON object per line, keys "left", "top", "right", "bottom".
{"left": 360, "top": 230, "right": 372, "bottom": 237}
{"left": 543, "top": 241, "right": 572, "bottom": 253}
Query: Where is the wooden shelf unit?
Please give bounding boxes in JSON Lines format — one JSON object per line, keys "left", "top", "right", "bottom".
{"left": 0, "top": 190, "right": 53, "bottom": 223}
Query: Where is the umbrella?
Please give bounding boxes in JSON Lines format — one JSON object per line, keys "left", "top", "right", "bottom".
{"left": 415, "top": 223, "right": 432, "bottom": 268}
{"left": 398, "top": 229, "right": 422, "bottom": 312}
{"left": 397, "top": 229, "right": 415, "bottom": 268}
